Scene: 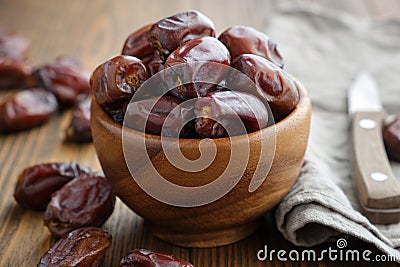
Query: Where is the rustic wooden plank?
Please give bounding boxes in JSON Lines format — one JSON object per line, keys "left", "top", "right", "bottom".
{"left": 0, "top": 0, "right": 398, "bottom": 266}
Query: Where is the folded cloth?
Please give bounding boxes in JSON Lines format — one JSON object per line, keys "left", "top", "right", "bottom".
{"left": 266, "top": 3, "right": 400, "bottom": 261}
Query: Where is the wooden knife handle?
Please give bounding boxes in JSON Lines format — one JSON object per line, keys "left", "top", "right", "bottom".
{"left": 352, "top": 111, "right": 400, "bottom": 210}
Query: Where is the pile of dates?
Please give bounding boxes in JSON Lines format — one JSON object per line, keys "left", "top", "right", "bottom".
{"left": 0, "top": 28, "right": 92, "bottom": 142}
{"left": 91, "top": 10, "right": 300, "bottom": 138}
{"left": 14, "top": 162, "right": 194, "bottom": 266}
{"left": 14, "top": 161, "right": 115, "bottom": 237}
{"left": 39, "top": 229, "right": 194, "bottom": 267}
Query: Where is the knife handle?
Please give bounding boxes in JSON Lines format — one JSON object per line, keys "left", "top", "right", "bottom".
{"left": 352, "top": 111, "right": 400, "bottom": 212}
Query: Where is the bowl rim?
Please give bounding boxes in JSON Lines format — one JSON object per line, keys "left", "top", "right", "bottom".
{"left": 91, "top": 78, "right": 310, "bottom": 143}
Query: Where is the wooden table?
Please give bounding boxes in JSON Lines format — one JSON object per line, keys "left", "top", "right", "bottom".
{"left": 0, "top": 1, "right": 399, "bottom": 266}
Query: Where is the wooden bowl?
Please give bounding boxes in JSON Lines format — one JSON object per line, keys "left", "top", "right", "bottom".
{"left": 91, "top": 80, "right": 311, "bottom": 247}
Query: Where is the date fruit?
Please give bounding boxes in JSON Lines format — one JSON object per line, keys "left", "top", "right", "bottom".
{"left": 120, "top": 249, "right": 193, "bottom": 267}
{"left": 165, "top": 36, "right": 230, "bottom": 100}
{"left": 14, "top": 161, "right": 91, "bottom": 210}
{"left": 125, "top": 95, "right": 194, "bottom": 137}
{"left": 0, "top": 29, "right": 31, "bottom": 88}
{"left": 65, "top": 97, "right": 92, "bottom": 142}
{"left": 92, "top": 10, "right": 298, "bottom": 136}
{"left": 31, "top": 56, "right": 90, "bottom": 107}
{"left": 0, "top": 88, "right": 58, "bottom": 133}
{"left": 38, "top": 227, "right": 111, "bottom": 267}
{"left": 227, "top": 54, "right": 298, "bottom": 121}
{"left": 218, "top": 25, "right": 284, "bottom": 68}
{"left": 122, "top": 24, "right": 154, "bottom": 62}
{"left": 91, "top": 55, "right": 149, "bottom": 109}
{"left": 44, "top": 173, "right": 115, "bottom": 237}
{"left": 194, "top": 91, "right": 269, "bottom": 137}
{"left": 148, "top": 10, "right": 215, "bottom": 60}
{"left": 383, "top": 115, "right": 400, "bottom": 162}
{"left": 147, "top": 52, "right": 164, "bottom": 76}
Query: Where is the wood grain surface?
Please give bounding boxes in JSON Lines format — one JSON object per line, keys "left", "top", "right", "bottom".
{"left": 0, "top": 0, "right": 399, "bottom": 266}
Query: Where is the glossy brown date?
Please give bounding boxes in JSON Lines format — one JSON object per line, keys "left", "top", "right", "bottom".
{"left": 38, "top": 227, "right": 111, "bottom": 267}
{"left": 148, "top": 10, "right": 215, "bottom": 60}
{"left": 91, "top": 55, "right": 149, "bottom": 109}
{"left": 14, "top": 161, "right": 91, "bottom": 210}
{"left": 165, "top": 36, "right": 230, "bottom": 100}
{"left": 32, "top": 56, "right": 90, "bottom": 107}
{"left": 44, "top": 173, "right": 115, "bottom": 237}
{"left": 218, "top": 25, "right": 284, "bottom": 68}
{"left": 147, "top": 52, "right": 165, "bottom": 76}
{"left": 125, "top": 95, "right": 194, "bottom": 137}
{"left": 120, "top": 249, "right": 193, "bottom": 267}
{"left": 194, "top": 90, "right": 269, "bottom": 137}
{"left": 122, "top": 24, "right": 154, "bottom": 62}
{"left": 226, "top": 54, "right": 299, "bottom": 121}
{"left": 65, "top": 97, "right": 92, "bottom": 143}
{"left": 384, "top": 115, "right": 400, "bottom": 162}
{"left": 0, "top": 29, "right": 31, "bottom": 88}
{"left": 0, "top": 88, "right": 58, "bottom": 133}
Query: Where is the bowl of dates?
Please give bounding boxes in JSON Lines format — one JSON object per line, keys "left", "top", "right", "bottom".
{"left": 90, "top": 10, "right": 311, "bottom": 247}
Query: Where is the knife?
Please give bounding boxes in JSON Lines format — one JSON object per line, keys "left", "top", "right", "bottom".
{"left": 348, "top": 71, "right": 400, "bottom": 224}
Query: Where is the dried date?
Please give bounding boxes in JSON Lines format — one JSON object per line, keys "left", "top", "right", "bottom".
{"left": 165, "top": 36, "right": 230, "bottom": 100}
{"left": 122, "top": 24, "right": 154, "bottom": 62}
{"left": 44, "top": 173, "right": 115, "bottom": 237}
{"left": 65, "top": 97, "right": 92, "bottom": 142}
{"left": 226, "top": 54, "right": 298, "bottom": 121}
{"left": 148, "top": 10, "right": 215, "bottom": 60}
{"left": 14, "top": 161, "right": 91, "bottom": 210}
{"left": 32, "top": 56, "right": 91, "bottom": 107}
{"left": 0, "top": 28, "right": 31, "bottom": 88}
{"left": 218, "top": 25, "right": 283, "bottom": 67}
{"left": 120, "top": 249, "right": 193, "bottom": 267}
{"left": 125, "top": 95, "right": 194, "bottom": 137}
{"left": 38, "top": 227, "right": 111, "bottom": 267}
{"left": 91, "top": 55, "right": 149, "bottom": 109}
{"left": 194, "top": 90, "right": 269, "bottom": 137}
{"left": 147, "top": 52, "right": 164, "bottom": 76}
{"left": 383, "top": 115, "right": 400, "bottom": 162}
{"left": 0, "top": 88, "right": 58, "bottom": 133}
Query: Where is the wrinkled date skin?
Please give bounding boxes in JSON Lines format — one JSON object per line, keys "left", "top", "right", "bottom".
{"left": 148, "top": 10, "right": 215, "bottom": 60}
{"left": 44, "top": 173, "right": 115, "bottom": 237}
{"left": 122, "top": 24, "right": 154, "bottom": 62}
{"left": 226, "top": 54, "right": 299, "bottom": 121}
{"left": 65, "top": 97, "right": 92, "bottom": 142}
{"left": 0, "top": 29, "right": 31, "bottom": 89}
{"left": 91, "top": 55, "right": 149, "bottom": 110}
{"left": 120, "top": 24, "right": 166, "bottom": 76}
{"left": 147, "top": 52, "right": 165, "bottom": 76}
{"left": 194, "top": 91, "right": 269, "bottom": 137}
{"left": 165, "top": 36, "right": 230, "bottom": 100}
{"left": 0, "top": 88, "right": 58, "bottom": 133}
{"left": 218, "top": 25, "right": 284, "bottom": 68}
{"left": 125, "top": 95, "right": 194, "bottom": 137}
{"left": 38, "top": 227, "right": 111, "bottom": 267}
{"left": 120, "top": 249, "right": 194, "bottom": 267}
{"left": 384, "top": 115, "right": 400, "bottom": 162}
{"left": 14, "top": 161, "right": 91, "bottom": 210}
{"left": 32, "top": 56, "right": 91, "bottom": 107}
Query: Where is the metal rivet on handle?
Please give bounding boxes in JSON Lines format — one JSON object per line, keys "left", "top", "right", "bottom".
{"left": 359, "top": 119, "right": 376, "bottom": 129}
{"left": 370, "top": 172, "right": 388, "bottom": 182}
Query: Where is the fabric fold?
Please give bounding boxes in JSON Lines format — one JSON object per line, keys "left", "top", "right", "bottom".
{"left": 266, "top": 3, "right": 400, "bottom": 262}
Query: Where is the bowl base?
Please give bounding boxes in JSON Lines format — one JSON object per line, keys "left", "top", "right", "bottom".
{"left": 146, "top": 219, "right": 262, "bottom": 248}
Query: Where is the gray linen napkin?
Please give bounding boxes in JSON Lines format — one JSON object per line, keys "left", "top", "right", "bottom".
{"left": 265, "top": 3, "right": 400, "bottom": 260}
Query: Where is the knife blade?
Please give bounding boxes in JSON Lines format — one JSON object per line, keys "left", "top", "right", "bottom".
{"left": 348, "top": 71, "right": 400, "bottom": 224}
